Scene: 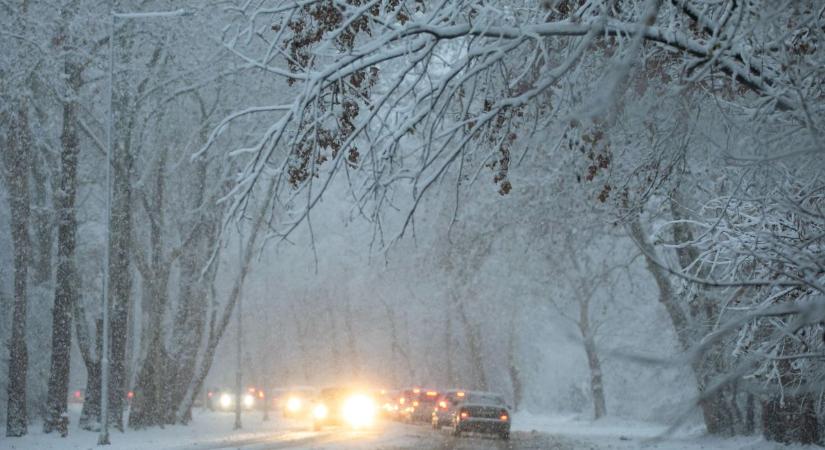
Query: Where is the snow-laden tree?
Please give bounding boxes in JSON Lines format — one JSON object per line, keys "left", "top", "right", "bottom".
{"left": 207, "top": 0, "right": 823, "bottom": 442}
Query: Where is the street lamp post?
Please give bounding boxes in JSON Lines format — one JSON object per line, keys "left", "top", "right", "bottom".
{"left": 234, "top": 230, "right": 243, "bottom": 430}
{"left": 98, "top": 8, "right": 190, "bottom": 446}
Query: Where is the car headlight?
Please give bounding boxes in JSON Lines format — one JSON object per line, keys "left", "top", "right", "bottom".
{"left": 313, "top": 403, "right": 329, "bottom": 420}
{"left": 342, "top": 394, "right": 376, "bottom": 428}
{"left": 286, "top": 396, "right": 302, "bottom": 412}
{"left": 219, "top": 393, "right": 233, "bottom": 409}
{"left": 243, "top": 394, "right": 255, "bottom": 408}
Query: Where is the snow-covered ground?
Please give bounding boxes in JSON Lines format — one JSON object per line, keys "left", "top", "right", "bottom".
{"left": 0, "top": 405, "right": 306, "bottom": 450}
{"left": 1, "top": 406, "right": 821, "bottom": 449}
{"left": 512, "top": 412, "right": 821, "bottom": 450}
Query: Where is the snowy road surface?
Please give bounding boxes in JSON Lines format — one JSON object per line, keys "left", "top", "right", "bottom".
{"left": 1, "top": 406, "right": 817, "bottom": 449}
{"left": 174, "top": 424, "right": 577, "bottom": 450}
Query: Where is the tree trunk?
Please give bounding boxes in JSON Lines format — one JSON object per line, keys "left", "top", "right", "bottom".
{"left": 174, "top": 181, "right": 275, "bottom": 423}
{"left": 78, "top": 320, "right": 103, "bottom": 430}
{"left": 166, "top": 152, "right": 215, "bottom": 420}
{"left": 4, "top": 98, "right": 32, "bottom": 437}
{"left": 44, "top": 56, "right": 82, "bottom": 436}
{"left": 582, "top": 333, "right": 606, "bottom": 419}
{"left": 106, "top": 146, "right": 133, "bottom": 430}
{"left": 507, "top": 309, "right": 522, "bottom": 412}
{"left": 762, "top": 395, "right": 820, "bottom": 445}
{"left": 629, "top": 214, "right": 738, "bottom": 435}
{"left": 454, "top": 292, "right": 487, "bottom": 390}
{"left": 166, "top": 232, "right": 211, "bottom": 422}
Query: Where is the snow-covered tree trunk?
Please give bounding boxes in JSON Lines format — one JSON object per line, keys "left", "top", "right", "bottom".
{"left": 506, "top": 308, "right": 523, "bottom": 412}
{"left": 105, "top": 138, "right": 134, "bottom": 431}
{"left": 130, "top": 149, "right": 174, "bottom": 429}
{"left": 579, "top": 298, "right": 606, "bottom": 420}
{"left": 3, "top": 97, "right": 33, "bottom": 437}
{"left": 44, "top": 50, "right": 82, "bottom": 436}
{"left": 175, "top": 181, "right": 275, "bottom": 423}
{"left": 76, "top": 318, "right": 103, "bottom": 430}
{"left": 630, "top": 211, "right": 741, "bottom": 435}
{"left": 453, "top": 291, "right": 488, "bottom": 391}
{"left": 167, "top": 221, "right": 214, "bottom": 423}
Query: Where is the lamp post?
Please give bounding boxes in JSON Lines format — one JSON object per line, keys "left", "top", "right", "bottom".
{"left": 234, "top": 230, "right": 243, "bottom": 430}
{"left": 99, "top": 8, "right": 190, "bottom": 446}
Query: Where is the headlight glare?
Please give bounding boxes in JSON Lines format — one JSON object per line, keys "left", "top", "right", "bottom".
{"left": 313, "top": 403, "right": 329, "bottom": 420}
{"left": 342, "top": 394, "right": 376, "bottom": 428}
{"left": 219, "top": 393, "right": 233, "bottom": 409}
{"left": 287, "top": 396, "right": 302, "bottom": 412}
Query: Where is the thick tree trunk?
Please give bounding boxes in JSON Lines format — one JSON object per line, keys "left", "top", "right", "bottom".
{"left": 166, "top": 153, "right": 214, "bottom": 420}
{"left": 629, "top": 213, "right": 740, "bottom": 435}
{"left": 106, "top": 148, "right": 133, "bottom": 430}
{"left": 44, "top": 55, "right": 82, "bottom": 436}
{"left": 129, "top": 273, "right": 171, "bottom": 428}
{"left": 4, "top": 98, "right": 32, "bottom": 438}
{"left": 166, "top": 246, "right": 209, "bottom": 423}
{"left": 762, "top": 395, "right": 820, "bottom": 445}
{"left": 76, "top": 309, "right": 103, "bottom": 430}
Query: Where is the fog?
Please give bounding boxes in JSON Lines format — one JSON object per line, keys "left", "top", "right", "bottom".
{"left": 1, "top": 0, "right": 823, "bottom": 447}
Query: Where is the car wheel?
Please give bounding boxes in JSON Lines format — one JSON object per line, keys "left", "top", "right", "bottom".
{"left": 500, "top": 431, "right": 510, "bottom": 440}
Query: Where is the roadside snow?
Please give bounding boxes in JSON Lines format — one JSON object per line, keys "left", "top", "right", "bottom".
{"left": 0, "top": 405, "right": 297, "bottom": 450}
{"left": 512, "top": 412, "right": 821, "bottom": 450}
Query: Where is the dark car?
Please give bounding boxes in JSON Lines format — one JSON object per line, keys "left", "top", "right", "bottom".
{"left": 442, "top": 391, "right": 511, "bottom": 440}
{"left": 398, "top": 388, "right": 440, "bottom": 423}
{"left": 206, "top": 387, "right": 257, "bottom": 412}
{"left": 311, "top": 387, "right": 378, "bottom": 431}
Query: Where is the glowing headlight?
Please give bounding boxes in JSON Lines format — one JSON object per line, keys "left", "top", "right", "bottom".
{"left": 219, "top": 393, "right": 233, "bottom": 409}
{"left": 313, "top": 403, "right": 328, "bottom": 420}
{"left": 286, "top": 396, "right": 302, "bottom": 412}
{"left": 242, "top": 394, "right": 255, "bottom": 408}
{"left": 342, "top": 394, "right": 376, "bottom": 428}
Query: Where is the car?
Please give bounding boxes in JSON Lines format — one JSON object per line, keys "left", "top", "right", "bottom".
{"left": 311, "top": 387, "right": 378, "bottom": 431}
{"left": 68, "top": 389, "right": 84, "bottom": 404}
{"left": 432, "top": 389, "right": 468, "bottom": 429}
{"left": 206, "top": 387, "right": 257, "bottom": 412}
{"left": 444, "top": 391, "right": 511, "bottom": 440}
{"left": 398, "top": 388, "right": 440, "bottom": 423}
{"left": 376, "top": 389, "right": 401, "bottom": 420}
{"left": 279, "top": 388, "right": 318, "bottom": 418}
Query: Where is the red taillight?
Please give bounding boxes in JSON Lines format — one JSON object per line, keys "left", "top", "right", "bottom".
{"left": 438, "top": 401, "right": 447, "bottom": 409}
{"left": 500, "top": 414, "right": 509, "bottom": 421}
{"left": 74, "top": 391, "right": 81, "bottom": 399}
{"left": 426, "top": 391, "right": 438, "bottom": 397}
{"left": 412, "top": 401, "right": 419, "bottom": 407}
{"left": 459, "top": 411, "right": 469, "bottom": 419}
{"left": 208, "top": 391, "right": 213, "bottom": 398}
{"left": 127, "top": 391, "right": 134, "bottom": 399}
{"left": 257, "top": 391, "right": 265, "bottom": 399}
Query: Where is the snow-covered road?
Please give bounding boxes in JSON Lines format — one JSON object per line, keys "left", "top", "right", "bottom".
{"left": 1, "top": 406, "right": 817, "bottom": 450}
{"left": 172, "top": 424, "right": 581, "bottom": 450}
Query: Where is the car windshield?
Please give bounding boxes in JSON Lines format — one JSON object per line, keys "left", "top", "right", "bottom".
{"left": 464, "top": 393, "right": 505, "bottom": 406}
